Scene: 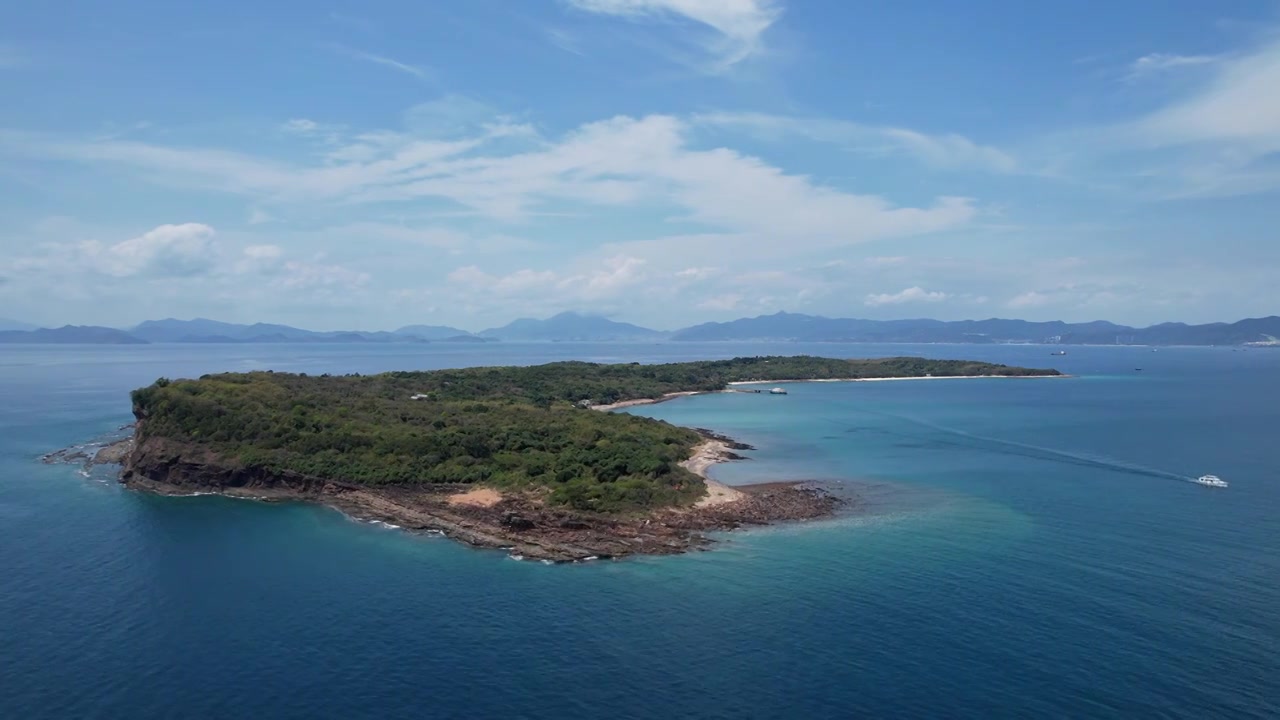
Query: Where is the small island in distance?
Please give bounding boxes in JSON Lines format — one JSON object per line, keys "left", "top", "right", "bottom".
{"left": 82, "top": 356, "right": 1062, "bottom": 561}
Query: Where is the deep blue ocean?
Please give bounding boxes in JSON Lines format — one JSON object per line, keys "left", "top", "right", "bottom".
{"left": 2, "top": 342, "right": 1277, "bottom": 719}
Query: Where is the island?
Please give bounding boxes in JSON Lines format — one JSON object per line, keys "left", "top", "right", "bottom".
{"left": 88, "top": 356, "right": 1060, "bottom": 561}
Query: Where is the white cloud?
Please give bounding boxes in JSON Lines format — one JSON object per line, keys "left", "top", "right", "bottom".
{"left": 12, "top": 131, "right": 485, "bottom": 203}
{"left": 282, "top": 118, "right": 320, "bottom": 134}
{"left": 864, "top": 286, "right": 949, "bottom": 307}
{"left": 1109, "top": 39, "right": 1280, "bottom": 196}
{"left": 0, "top": 219, "right": 383, "bottom": 327}
{"left": 402, "top": 96, "right": 516, "bottom": 138}
{"left": 1005, "top": 283, "right": 1146, "bottom": 312}
{"left": 6, "top": 114, "right": 973, "bottom": 244}
{"left": 878, "top": 128, "right": 1016, "bottom": 173}
{"left": 545, "top": 27, "right": 586, "bottom": 56}
{"left": 579, "top": 255, "right": 647, "bottom": 298}
{"left": 1028, "top": 37, "right": 1280, "bottom": 199}
{"left": 241, "top": 244, "right": 282, "bottom": 259}
{"left": 675, "top": 266, "right": 720, "bottom": 280}
{"left": 864, "top": 256, "right": 909, "bottom": 267}
{"left": 1137, "top": 42, "right": 1280, "bottom": 146}
{"left": 93, "top": 223, "right": 217, "bottom": 277}
{"left": 4, "top": 223, "right": 372, "bottom": 294}
{"left": 279, "top": 260, "right": 370, "bottom": 290}
{"left": 697, "top": 293, "right": 742, "bottom": 311}
{"left": 314, "top": 222, "right": 535, "bottom": 255}
{"left": 236, "top": 244, "right": 284, "bottom": 274}
{"left": 1126, "top": 53, "right": 1217, "bottom": 81}
{"left": 1008, "top": 291, "right": 1050, "bottom": 308}
{"left": 448, "top": 255, "right": 647, "bottom": 302}
{"left": 696, "top": 112, "right": 1016, "bottom": 173}
{"left": 330, "top": 45, "right": 432, "bottom": 81}
{"left": 564, "top": 0, "right": 780, "bottom": 70}
{"left": 449, "top": 265, "right": 559, "bottom": 295}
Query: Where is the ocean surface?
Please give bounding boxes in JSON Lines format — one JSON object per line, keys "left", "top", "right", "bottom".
{"left": 2, "top": 342, "right": 1277, "bottom": 719}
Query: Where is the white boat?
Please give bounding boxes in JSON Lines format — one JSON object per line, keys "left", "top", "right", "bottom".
{"left": 1194, "top": 474, "right": 1228, "bottom": 488}
{"left": 768, "top": 387, "right": 788, "bottom": 395}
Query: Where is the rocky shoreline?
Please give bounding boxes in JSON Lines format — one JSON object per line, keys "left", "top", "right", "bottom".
{"left": 52, "top": 429, "right": 842, "bottom": 563}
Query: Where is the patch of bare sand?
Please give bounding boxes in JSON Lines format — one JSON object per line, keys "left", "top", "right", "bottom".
{"left": 681, "top": 439, "right": 747, "bottom": 508}
{"left": 590, "top": 391, "right": 708, "bottom": 412}
{"left": 446, "top": 487, "right": 504, "bottom": 508}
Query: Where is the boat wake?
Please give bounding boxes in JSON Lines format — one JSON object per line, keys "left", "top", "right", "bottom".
{"left": 842, "top": 411, "right": 1201, "bottom": 486}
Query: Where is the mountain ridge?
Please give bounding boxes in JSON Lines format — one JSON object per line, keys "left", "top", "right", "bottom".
{"left": 1, "top": 312, "right": 1277, "bottom": 345}
{"left": 129, "top": 318, "right": 474, "bottom": 344}
{"left": 669, "top": 312, "right": 1280, "bottom": 346}
{"left": 479, "top": 312, "right": 665, "bottom": 342}
{"left": 0, "top": 325, "right": 149, "bottom": 344}
{"left": 0, "top": 318, "right": 37, "bottom": 332}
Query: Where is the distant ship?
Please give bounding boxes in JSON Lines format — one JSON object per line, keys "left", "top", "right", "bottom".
{"left": 1050, "top": 350, "right": 1067, "bottom": 356}
{"left": 1195, "top": 474, "right": 1228, "bottom": 488}
{"left": 769, "top": 387, "right": 788, "bottom": 395}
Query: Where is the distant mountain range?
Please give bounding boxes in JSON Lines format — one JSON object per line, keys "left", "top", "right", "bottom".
{"left": 0, "top": 318, "right": 37, "bottom": 332}
{"left": 479, "top": 312, "right": 663, "bottom": 342}
{"left": 670, "top": 312, "right": 1280, "bottom": 346}
{"left": 393, "top": 324, "right": 477, "bottom": 341}
{"left": 0, "top": 325, "right": 148, "bottom": 344}
{"left": 126, "top": 318, "right": 480, "bottom": 344}
{"left": 0, "top": 318, "right": 483, "bottom": 345}
{"left": 1, "top": 311, "right": 1277, "bottom": 346}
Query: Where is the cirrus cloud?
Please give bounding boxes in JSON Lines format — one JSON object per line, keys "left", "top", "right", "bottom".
{"left": 1, "top": 113, "right": 975, "bottom": 250}
{"left": 1125, "top": 53, "right": 1217, "bottom": 82}
{"left": 564, "top": 0, "right": 780, "bottom": 70}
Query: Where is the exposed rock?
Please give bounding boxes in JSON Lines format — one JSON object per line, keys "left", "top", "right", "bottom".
{"left": 46, "top": 423, "right": 846, "bottom": 563}
{"left": 693, "top": 428, "right": 756, "bottom": 451}
{"left": 500, "top": 512, "right": 536, "bottom": 530}
{"left": 42, "top": 430, "right": 134, "bottom": 469}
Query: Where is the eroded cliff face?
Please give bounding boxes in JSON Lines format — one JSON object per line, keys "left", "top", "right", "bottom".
{"left": 122, "top": 428, "right": 339, "bottom": 495}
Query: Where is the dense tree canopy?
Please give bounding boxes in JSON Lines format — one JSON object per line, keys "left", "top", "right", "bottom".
{"left": 131, "top": 356, "right": 1057, "bottom": 512}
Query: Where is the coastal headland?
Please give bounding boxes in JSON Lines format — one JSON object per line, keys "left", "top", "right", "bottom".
{"left": 56, "top": 356, "right": 1060, "bottom": 561}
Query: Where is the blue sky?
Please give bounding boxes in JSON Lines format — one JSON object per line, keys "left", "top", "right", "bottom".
{"left": 2, "top": 0, "right": 1279, "bottom": 331}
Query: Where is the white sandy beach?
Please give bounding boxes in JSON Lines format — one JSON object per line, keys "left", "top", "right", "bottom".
{"left": 588, "top": 391, "right": 710, "bottom": 412}
{"left": 728, "top": 374, "right": 1065, "bottom": 386}
{"left": 588, "top": 392, "right": 745, "bottom": 507}
{"left": 590, "top": 374, "right": 1062, "bottom": 508}
{"left": 680, "top": 438, "right": 747, "bottom": 508}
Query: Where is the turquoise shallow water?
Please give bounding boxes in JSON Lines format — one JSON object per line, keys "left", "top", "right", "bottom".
{"left": 2, "top": 343, "right": 1277, "bottom": 718}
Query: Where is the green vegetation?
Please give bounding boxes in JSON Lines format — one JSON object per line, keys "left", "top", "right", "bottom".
{"left": 131, "top": 356, "right": 1058, "bottom": 512}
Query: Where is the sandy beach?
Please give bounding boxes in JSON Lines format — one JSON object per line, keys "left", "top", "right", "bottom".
{"left": 588, "top": 391, "right": 710, "bottom": 412}
{"left": 680, "top": 438, "right": 747, "bottom": 507}
{"left": 591, "top": 394, "right": 748, "bottom": 507}
{"left": 728, "top": 374, "right": 1066, "bottom": 386}
{"left": 587, "top": 374, "right": 1063, "bottom": 509}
